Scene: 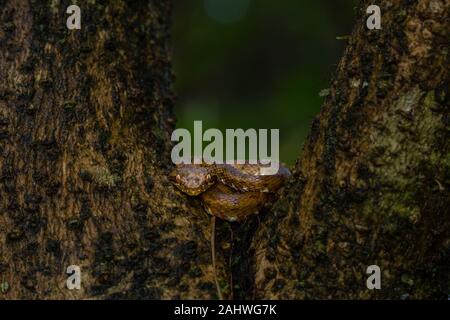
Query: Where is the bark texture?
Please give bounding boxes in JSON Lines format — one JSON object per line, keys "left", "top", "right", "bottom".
{"left": 1, "top": 0, "right": 448, "bottom": 300}
{"left": 251, "top": 0, "right": 449, "bottom": 299}
{"left": 0, "top": 0, "right": 227, "bottom": 299}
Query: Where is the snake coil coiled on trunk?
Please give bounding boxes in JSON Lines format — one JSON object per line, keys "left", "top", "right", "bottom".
{"left": 170, "top": 162, "right": 291, "bottom": 222}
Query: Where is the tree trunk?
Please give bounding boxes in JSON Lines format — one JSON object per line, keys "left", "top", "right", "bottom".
{"left": 251, "top": 0, "right": 449, "bottom": 299}
{"left": 0, "top": 0, "right": 226, "bottom": 299}
{"left": 0, "top": 0, "right": 448, "bottom": 300}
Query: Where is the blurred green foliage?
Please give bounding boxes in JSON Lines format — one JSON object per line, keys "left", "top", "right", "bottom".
{"left": 173, "top": 0, "right": 357, "bottom": 164}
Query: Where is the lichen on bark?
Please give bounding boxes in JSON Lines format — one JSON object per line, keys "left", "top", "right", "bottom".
{"left": 251, "top": 0, "right": 449, "bottom": 299}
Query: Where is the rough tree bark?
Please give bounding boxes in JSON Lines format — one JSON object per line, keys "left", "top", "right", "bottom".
{"left": 0, "top": 0, "right": 225, "bottom": 299}
{"left": 251, "top": 0, "right": 449, "bottom": 299}
{"left": 0, "top": 0, "right": 448, "bottom": 300}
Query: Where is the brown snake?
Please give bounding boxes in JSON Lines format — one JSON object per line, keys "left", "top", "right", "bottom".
{"left": 170, "top": 162, "right": 290, "bottom": 299}
{"left": 169, "top": 162, "right": 291, "bottom": 222}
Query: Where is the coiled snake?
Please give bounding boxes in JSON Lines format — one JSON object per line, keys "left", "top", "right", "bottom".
{"left": 170, "top": 162, "right": 291, "bottom": 222}
{"left": 170, "top": 162, "right": 290, "bottom": 299}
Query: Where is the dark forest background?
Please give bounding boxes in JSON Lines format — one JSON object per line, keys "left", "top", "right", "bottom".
{"left": 173, "top": 0, "right": 357, "bottom": 163}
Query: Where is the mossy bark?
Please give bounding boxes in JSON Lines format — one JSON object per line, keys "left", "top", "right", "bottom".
{"left": 0, "top": 0, "right": 229, "bottom": 299}
{"left": 251, "top": 0, "right": 449, "bottom": 299}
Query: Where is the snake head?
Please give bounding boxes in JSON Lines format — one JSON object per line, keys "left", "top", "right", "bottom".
{"left": 169, "top": 164, "right": 215, "bottom": 196}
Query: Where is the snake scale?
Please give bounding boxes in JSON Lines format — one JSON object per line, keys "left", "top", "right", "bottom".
{"left": 170, "top": 162, "right": 291, "bottom": 222}
{"left": 170, "top": 162, "right": 290, "bottom": 299}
